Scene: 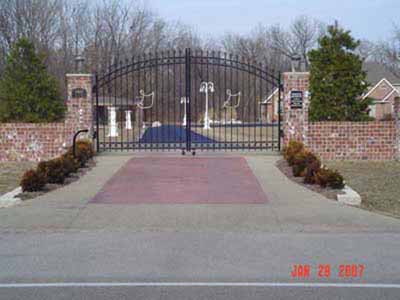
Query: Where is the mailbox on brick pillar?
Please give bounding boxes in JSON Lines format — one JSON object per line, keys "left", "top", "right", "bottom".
{"left": 282, "top": 72, "right": 310, "bottom": 147}
{"left": 65, "top": 74, "right": 93, "bottom": 145}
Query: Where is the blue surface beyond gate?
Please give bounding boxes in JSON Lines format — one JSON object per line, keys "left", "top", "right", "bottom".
{"left": 139, "top": 125, "right": 216, "bottom": 144}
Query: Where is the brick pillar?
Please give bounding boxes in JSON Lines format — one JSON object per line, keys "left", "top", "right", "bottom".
{"left": 394, "top": 97, "right": 400, "bottom": 161}
{"left": 282, "top": 72, "right": 310, "bottom": 147}
{"left": 65, "top": 74, "right": 93, "bottom": 145}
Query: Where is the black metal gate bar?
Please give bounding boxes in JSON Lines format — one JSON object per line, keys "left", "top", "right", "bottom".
{"left": 185, "top": 48, "right": 191, "bottom": 152}
{"left": 93, "top": 48, "right": 281, "bottom": 152}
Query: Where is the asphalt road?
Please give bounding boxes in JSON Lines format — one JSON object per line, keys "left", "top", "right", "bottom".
{"left": 1, "top": 231, "right": 400, "bottom": 299}
{"left": 2, "top": 285, "right": 400, "bottom": 300}
{"left": 2, "top": 154, "right": 400, "bottom": 299}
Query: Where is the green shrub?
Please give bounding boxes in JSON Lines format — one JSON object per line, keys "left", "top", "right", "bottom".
{"left": 20, "top": 169, "right": 46, "bottom": 192}
{"left": 0, "top": 37, "right": 65, "bottom": 122}
{"left": 38, "top": 158, "right": 66, "bottom": 184}
{"left": 303, "top": 160, "right": 321, "bottom": 184}
{"left": 292, "top": 151, "right": 308, "bottom": 177}
{"left": 315, "top": 168, "right": 345, "bottom": 189}
{"left": 292, "top": 150, "right": 320, "bottom": 177}
{"left": 60, "top": 154, "right": 79, "bottom": 175}
{"left": 308, "top": 25, "right": 372, "bottom": 122}
{"left": 37, "top": 160, "right": 49, "bottom": 175}
{"left": 67, "top": 140, "right": 94, "bottom": 167}
{"left": 283, "top": 140, "right": 304, "bottom": 166}
{"left": 327, "top": 170, "right": 345, "bottom": 189}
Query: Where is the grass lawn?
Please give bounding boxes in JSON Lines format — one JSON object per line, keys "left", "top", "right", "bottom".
{"left": 327, "top": 161, "right": 400, "bottom": 218}
{"left": 0, "top": 162, "right": 36, "bottom": 196}
{"left": 193, "top": 126, "right": 279, "bottom": 142}
{"left": 97, "top": 125, "right": 142, "bottom": 143}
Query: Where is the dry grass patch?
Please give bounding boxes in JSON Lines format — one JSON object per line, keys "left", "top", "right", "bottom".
{"left": 0, "top": 162, "right": 36, "bottom": 196}
{"left": 326, "top": 161, "right": 400, "bottom": 218}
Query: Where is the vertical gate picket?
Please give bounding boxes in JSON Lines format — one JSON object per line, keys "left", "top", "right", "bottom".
{"left": 93, "top": 47, "right": 281, "bottom": 153}
{"left": 94, "top": 74, "right": 99, "bottom": 152}
{"left": 185, "top": 48, "right": 191, "bottom": 152}
{"left": 278, "top": 73, "right": 282, "bottom": 151}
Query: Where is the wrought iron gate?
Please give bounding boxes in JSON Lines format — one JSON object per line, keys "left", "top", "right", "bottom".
{"left": 93, "top": 48, "right": 282, "bottom": 152}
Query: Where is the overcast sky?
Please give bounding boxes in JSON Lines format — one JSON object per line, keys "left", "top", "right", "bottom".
{"left": 148, "top": 0, "right": 399, "bottom": 41}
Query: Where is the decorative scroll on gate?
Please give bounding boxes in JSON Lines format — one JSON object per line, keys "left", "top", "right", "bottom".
{"left": 93, "top": 48, "right": 281, "bottom": 152}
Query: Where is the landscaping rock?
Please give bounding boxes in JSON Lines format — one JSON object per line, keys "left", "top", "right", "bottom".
{"left": 337, "top": 185, "right": 362, "bottom": 206}
{"left": 0, "top": 187, "right": 22, "bottom": 208}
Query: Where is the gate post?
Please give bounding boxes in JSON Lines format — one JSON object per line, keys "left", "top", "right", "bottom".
{"left": 65, "top": 73, "right": 94, "bottom": 145}
{"left": 394, "top": 97, "right": 400, "bottom": 161}
{"left": 185, "top": 48, "right": 191, "bottom": 152}
{"left": 282, "top": 72, "right": 310, "bottom": 148}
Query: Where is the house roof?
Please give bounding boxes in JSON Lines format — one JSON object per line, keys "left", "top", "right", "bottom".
{"left": 382, "top": 88, "right": 399, "bottom": 102}
{"left": 363, "top": 61, "right": 399, "bottom": 85}
{"left": 362, "top": 78, "right": 400, "bottom": 102}
{"left": 261, "top": 88, "right": 279, "bottom": 104}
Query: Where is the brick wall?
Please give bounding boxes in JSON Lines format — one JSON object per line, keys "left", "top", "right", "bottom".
{"left": 307, "top": 121, "right": 396, "bottom": 160}
{"left": 0, "top": 74, "right": 93, "bottom": 162}
{"left": 0, "top": 123, "right": 66, "bottom": 161}
{"left": 283, "top": 72, "right": 400, "bottom": 161}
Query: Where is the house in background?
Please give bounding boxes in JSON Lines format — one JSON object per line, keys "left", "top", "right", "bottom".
{"left": 96, "top": 96, "right": 141, "bottom": 125}
{"left": 363, "top": 62, "right": 400, "bottom": 120}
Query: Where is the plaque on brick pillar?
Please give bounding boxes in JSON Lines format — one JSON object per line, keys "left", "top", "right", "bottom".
{"left": 290, "top": 91, "right": 303, "bottom": 109}
{"left": 71, "top": 88, "right": 87, "bottom": 99}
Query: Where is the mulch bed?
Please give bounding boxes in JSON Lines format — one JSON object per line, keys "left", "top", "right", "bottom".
{"left": 276, "top": 159, "right": 343, "bottom": 201}
{"left": 16, "top": 159, "right": 96, "bottom": 201}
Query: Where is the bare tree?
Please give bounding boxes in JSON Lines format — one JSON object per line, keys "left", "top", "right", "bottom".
{"left": 356, "top": 39, "right": 377, "bottom": 60}
{"left": 0, "top": 0, "right": 63, "bottom": 68}
{"left": 374, "top": 24, "right": 400, "bottom": 79}
{"left": 267, "top": 15, "right": 325, "bottom": 69}
{"left": 0, "top": 1, "right": 332, "bottom": 97}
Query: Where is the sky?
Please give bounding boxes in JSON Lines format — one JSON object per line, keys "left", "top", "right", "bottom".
{"left": 148, "top": 0, "right": 399, "bottom": 41}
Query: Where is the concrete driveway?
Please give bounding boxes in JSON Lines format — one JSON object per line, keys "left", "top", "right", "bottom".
{"left": 1, "top": 154, "right": 400, "bottom": 299}
{"left": 0, "top": 153, "right": 399, "bottom": 233}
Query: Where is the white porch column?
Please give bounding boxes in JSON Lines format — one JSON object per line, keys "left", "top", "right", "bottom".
{"left": 107, "top": 106, "right": 118, "bottom": 137}
{"left": 125, "top": 110, "right": 132, "bottom": 130}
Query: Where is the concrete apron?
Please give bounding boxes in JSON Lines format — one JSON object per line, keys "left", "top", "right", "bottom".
{"left": 0, "top": 153, "right": 399, "bottom": 233}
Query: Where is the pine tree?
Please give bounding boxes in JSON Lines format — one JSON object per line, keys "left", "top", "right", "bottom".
{"left": 308, "top": 24, "right": 372, "bottom": 121}
{"left": 0, "top": 38, "right": 65, "bottom": 122}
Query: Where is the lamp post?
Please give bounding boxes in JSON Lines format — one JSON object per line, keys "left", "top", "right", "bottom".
{"left": 199, "top": 81, "right": 214, "bottom": 130}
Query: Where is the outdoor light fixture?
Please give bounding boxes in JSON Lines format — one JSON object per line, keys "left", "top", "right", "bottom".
{"left": 290, "top": 54, "right": 302, "bottom": 72}
{"left": 74, "top": 55, "right": 85, "bottom": 73}
{"left": 199, "top": 81, "right": 214, "bottom": 129}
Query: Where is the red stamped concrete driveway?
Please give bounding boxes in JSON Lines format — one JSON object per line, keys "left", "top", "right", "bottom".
{"left": 91, "top": 157, "right": 268, "bottom": 204}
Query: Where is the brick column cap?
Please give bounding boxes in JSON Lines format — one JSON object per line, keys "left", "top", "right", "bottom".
{"left": 66, "top": 74, "right": 93, "bottom": 77}
{"left": 283, "top": 71, "right": 310, "bottom": 75}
